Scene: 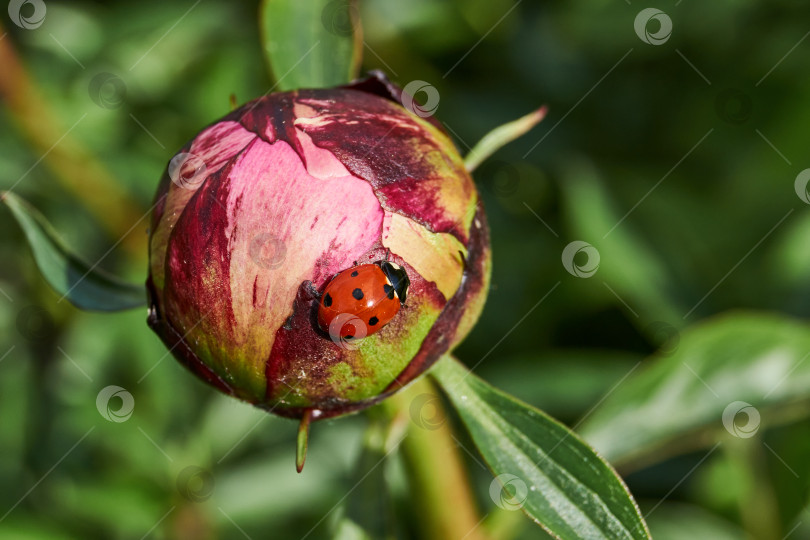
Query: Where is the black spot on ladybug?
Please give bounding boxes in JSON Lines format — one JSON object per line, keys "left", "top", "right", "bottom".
{"left": 369, "top": 316, "right": 379, "bottom": 326}
{"left": 383, "top": 284, "right": 395, "bottom": 300}
{"left": 345, "top": 335, "right": 354, "bottom": 340}
{"left": 352, "top": 288, "right": 364, "bottom": 300}
{"left": 323, "top": 293, "right": 332, "bottom": 307}
{"left": 351, "top": 270, "right": 358, "bottom": 277}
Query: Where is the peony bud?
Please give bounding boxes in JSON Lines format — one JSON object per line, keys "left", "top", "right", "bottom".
{"left": 147, "top": 72, "right": 490, "bottom": 420}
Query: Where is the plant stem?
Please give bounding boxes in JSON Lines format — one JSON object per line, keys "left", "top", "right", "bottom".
{"left": 482, "top": 506, "right": 527, "bottom": 540}
{"left": 0, "top": 23, "right": 145, "bottom": 259}
{"left": 725, "top": 436, "right": 782, "bottom": 540}
{"left": 382, "top": 375, "right": 487, "bottom": 540}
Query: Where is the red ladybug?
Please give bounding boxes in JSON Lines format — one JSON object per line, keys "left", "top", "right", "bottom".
{"left": 318, "top": 261, "right": 410, "bottom": 341}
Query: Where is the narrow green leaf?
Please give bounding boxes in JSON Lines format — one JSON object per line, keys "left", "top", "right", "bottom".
{"left": 432, "top": 356, "right": 651, "bottom": 540}
{"left": 465, "top": 106, "right": 547, "bottom": 172}
{"left": 296, "top": 409, "right": 312, "bottom": 473}
{"left": 2, "top": 191, "right": 145, "bottom": 311}
{"left": 580, "top": 311, "right": 810, "bottom": 467}
{"left": 260, "top": 0, "right": 362, "bottom": 91}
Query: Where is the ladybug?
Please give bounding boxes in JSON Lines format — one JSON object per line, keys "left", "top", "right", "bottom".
{"left": 318, "top": 261, "right": 410, "bottom": 341}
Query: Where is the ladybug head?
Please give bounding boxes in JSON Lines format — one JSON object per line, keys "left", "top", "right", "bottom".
{"left": 378, "top": 261, "right": 410, "bottom": 304}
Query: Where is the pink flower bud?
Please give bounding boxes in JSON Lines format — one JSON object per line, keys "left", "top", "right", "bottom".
{"left": 147, "top": 73, "right": 490, "bottom": 419}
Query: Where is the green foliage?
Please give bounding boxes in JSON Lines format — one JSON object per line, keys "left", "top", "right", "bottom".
{"left": 433, "top": 356, "right": 651, "bottom": 540}
{"left": 1, "top": 192, "right": 144, "bottom": 311}
{"left": 2, "top": 0, "right": 810, "bottom": 538}
{"left": 581, "top": 312, "right": 810, "bottom": 466}
{"left": 260, "top": 0, "right": 362, "bottom": 90}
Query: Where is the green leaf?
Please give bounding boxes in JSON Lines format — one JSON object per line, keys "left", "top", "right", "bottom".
{"left": 579, "top": 312, "right": 810, "bottom": 467}
{"left": 432, "top": 356, "right": 651, "bottom": 540}
{"left": 559, "top": 161, "right": 684, "bottom": 327}
{"left": 465, "top": 106, "right": 547, "bottom": 172}
{"left": 2, "top": 192, "right": 145, "bottom": 311}
{"left": 260, "top": 0, "right": 362, "bottom": 91}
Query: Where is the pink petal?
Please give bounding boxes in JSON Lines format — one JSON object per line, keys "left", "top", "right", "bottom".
{"left": 163, "top": 138, "right": 384, "bottom": 397}
{"left": 149, "top": 121, "right": 256, "bottom": 303}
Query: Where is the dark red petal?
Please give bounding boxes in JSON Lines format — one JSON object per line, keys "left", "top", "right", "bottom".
{"left": 343, "top": 70, "right": 447, "bottom": 134}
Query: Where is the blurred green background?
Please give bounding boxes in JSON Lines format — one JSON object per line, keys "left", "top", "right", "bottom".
{"left": 2, "top": 0, "right": 810, "bottom": 538}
